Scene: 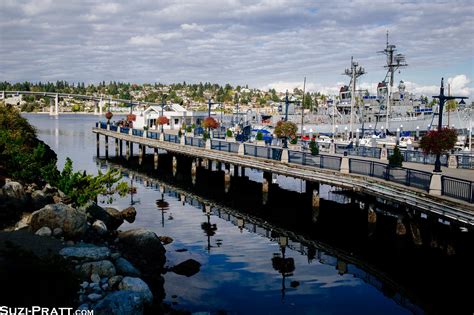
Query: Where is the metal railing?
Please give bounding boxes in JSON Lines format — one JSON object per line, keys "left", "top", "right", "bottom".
{"left": 288, "top": 151, "right": 342, "bottom": 170}
{"left": 120, "top": 127, "right": 129, "bottom": 134}
{"left": 244, "top": 144, "right": 282, "bottom": 161}
{"left": 388, "top": 149, "right": 448, "bottom": 166}
{"left": 164, "top": 134, "right": 179, "bottom": 143}
{"left": 185, "top": 137, "right": 205, "bottom": 147}
{"left": 457, "top": 153, "right": 474, "bottom": 169}
{"left": 147, "top": 131, "right": 159, "bottom": 140}
{"left": 211, "top": 140, "right": 240, "bottom": 153}
{"left": 349, "top": 159, "right": 432, "bottom": 191}
{"left": 442, "top": 176, "right": 474, "bottom": 203}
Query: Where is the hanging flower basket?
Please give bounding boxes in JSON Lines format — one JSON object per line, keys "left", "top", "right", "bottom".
{"left": 202, "top": 117, "right": 220, "bottom": 130}
{"left": 127, "top": 114, "right": 136, "bottom": 122}
{"left": 157, "top": 116, "right": 169, "bottom": 125}
{"left": 105, "top": 111, "right": 113, "bottom": 120}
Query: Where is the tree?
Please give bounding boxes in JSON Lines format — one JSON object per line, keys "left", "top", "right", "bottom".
{"left": 419, "top": 128, "right": 457, "bottom": 155}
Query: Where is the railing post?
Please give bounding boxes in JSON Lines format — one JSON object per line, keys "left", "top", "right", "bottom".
{"left": 429, "top": 173, "right": 442, "bottom": 196}
{"left": 205, "top": 138, "right": 211, "bottom": 149}
{"left": 380, "top": 145, "right": 387, "bottom": 161}
{"left": 117, "top": 126, "right": 121, "bottom": 133}
{"left": 340, "top": 153, "right": 350, "bottom": 174}
{"left": 406, "top": 170, "right": 411, "bottom": 186}
{"left": 129, "top": 128, "right": 133, "bottom": 136}
{"left": 180, "top": 134, "right": 186, "bottom": 145}
{"left": 143, "top": 130, "right": 147, "bottom": 138}
{"left": 280, "top": 149, "right": 289, "bottom": 163}
{"left": 448, "top": 153, "right": 458, "bottom": 169}
{"left": 238, "top": 143, "right": 245, "bottom": 156}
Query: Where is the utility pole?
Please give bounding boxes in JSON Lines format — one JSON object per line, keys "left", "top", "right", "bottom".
{"left": 300, "top": 77, "right": 306, "bottom": 137}
{"left": 344, "top": 57, "right": 365, "bottom": 139}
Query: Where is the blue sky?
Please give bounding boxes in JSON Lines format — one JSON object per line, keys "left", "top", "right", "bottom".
{"left": 0, "top": 0, "right": 473, "bottom": 97}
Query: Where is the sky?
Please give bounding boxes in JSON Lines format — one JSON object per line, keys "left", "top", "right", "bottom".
{"left": 1, "top": 0, "right": 473, "bottom": 97}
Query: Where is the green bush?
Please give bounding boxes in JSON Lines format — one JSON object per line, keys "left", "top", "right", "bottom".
{"left": 256, "top": 131, "right": 263, "bottom": 141}
{"left": 388, "top": 145, "right": 403, "bottom": 167}
{"left": 191, "top": 123, "right": 196, "bottom": 129}
{"left": 309, "top": 139, "right": 319, "bottom": 156}
{"left": 226, "top": 129, "right": 233, "bottom": 137}
{"left": 186, "top": 126, "right": 192, "bottom": 133}
{"left": 289, "top": 137, "right": 298, "bottom": 145}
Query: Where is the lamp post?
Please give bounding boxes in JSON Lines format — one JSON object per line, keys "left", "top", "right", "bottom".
{"left": 432, "top": 78, "right": 468, "bottom": 172}
{"left": 160, "top": 94, "right": 167, "bottom": 133}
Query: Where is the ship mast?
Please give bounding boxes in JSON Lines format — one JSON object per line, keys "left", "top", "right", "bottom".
{"left": 379, "top": 31, "right": 407, "bottom": 132}
{"left": 344, "top": 56, "right": 365, "bottom": 139}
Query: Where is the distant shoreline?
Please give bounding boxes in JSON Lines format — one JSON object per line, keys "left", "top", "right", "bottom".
{"left": 21, "top": 111, "right": 127, "bottom": 115}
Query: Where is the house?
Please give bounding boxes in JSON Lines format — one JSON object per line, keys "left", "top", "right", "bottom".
{"left": 133, "top": 104, "right": 208, "bottom": 130}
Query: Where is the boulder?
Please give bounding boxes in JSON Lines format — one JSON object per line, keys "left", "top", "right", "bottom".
{"left": 120, "top": 207, "right": 137, "bottom": 223}
{"left": 171, "top": 259, "right": 201, "bottom": 277}
{"left": 42, "top": 183, "right": 58, "bottom": 195}
{"left": 118, "top": 277, "right": 153, "bottom": 304}
{"left": 2, "top": 181, "right": 26, "bottom": 201}
{"left": 117, "top": 229, "right": 166, "bottom": 275}
{"left": 30, "top": 203, "right": 88, "bottom": 238}
{"left": 14, "top": 213, "right": 32, "bottom": 230}
{"left": 31, "top": 190, "right": 52, "bottom": 210}
{"left": 87, "top": 293, "right": 103, "bottom": 302}
{"left": 91, "top": 273, "right": 101, "bottom": 284}
{"left": 79, "top": 201, "right": 124, "bottom": 230}
{"left": 108, "top": 275, "right": 124, "bottom": 290}
{"left": 115, "top": 257, "right": 141, "bottom": 277}
{"left": 52, "top": 227, "right": 63, "bottom": 237}
{"left": 94, "top": 291, "right": 145, "bottom": 315}
{"left": 60, "top": 244, "right": 111, "bottom": 261}
{"left": 78, "top": 260, "right": 116, "bottom": 279}
{"left": 35, "top": 226, "right": 52, "bottom": 237}
{"left": 92, "top": 220, "right": 108, "bottom": 235}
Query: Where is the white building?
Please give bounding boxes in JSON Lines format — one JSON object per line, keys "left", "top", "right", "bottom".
{"left": 133, "top": 104, "right": 208, "bottom": 130}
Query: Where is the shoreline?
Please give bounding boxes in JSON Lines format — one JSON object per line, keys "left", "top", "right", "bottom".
{"left": 21, "top": 112, "right": 128, "bottom": 115}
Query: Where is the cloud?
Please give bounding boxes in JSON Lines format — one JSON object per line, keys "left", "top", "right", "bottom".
{"left": 0, "top": 0, "right": 472, "bottom": 98}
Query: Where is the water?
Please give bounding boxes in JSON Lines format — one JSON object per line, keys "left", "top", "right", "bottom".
{"left": 24, "top": 114, "right": 474, "bottom": 315}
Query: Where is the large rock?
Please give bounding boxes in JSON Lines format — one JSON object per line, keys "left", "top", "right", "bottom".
{"left": 60, "top": 244, "right": 111, "bottom": 261}
{"left": 78, "top": 260, "right": 116, "bottom": 279}
{"left": 92, "top": 220, "right": 108, "bottom": 235}
{"left": 108, "top": 275, "right": 124, "bottom": 290}
{"left": 79, "top": 201, "right": 124, "bottom": 230}
{"left": 31, "top": 190, "right": 52, "bottom": 210}
{"left": 171, "top": 259, "right": 201, "bottom": 277}
{"left": 118, "top": 277, "right": 153, "bottom": 304}
{"left": 30, "top": 203, "right": 88, "bottom": 238}
{"left": 1, "top": 181, "right": 26, "bottom": 201}
{"left": 115, "top": 257, "right": 141, "bottom": 277}
{"left": 42, "top": 183, "right": 58, "bottom": 195}
{"left": 117, "top": 229, "right": 166, "bottom": 274}
{"left": 94, "top": 291, "right": 145, "bottom": 315}
{"left": 35, "top": 226, "right": 52, "bottom": 237}
{"left": 120, "top": 207, "right": 137, "bottom": 223}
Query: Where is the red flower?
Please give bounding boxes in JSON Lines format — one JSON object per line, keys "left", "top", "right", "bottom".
{"left": 127, "top": 114, "right": 136, "bottom": 122}
{"left": 419, "top": 128, "right": 457, "bottom": 155}
{"left": 105, "top": 111, "right": 113, "bottom": 120}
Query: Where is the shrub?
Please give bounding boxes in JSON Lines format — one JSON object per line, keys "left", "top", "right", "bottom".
{"left": 289, "top": 136, "right": 298, "bottom": 145}
{"left": 419, "top": 128, "right": 457, "bottom": 155}
{"left": 178, "top": 129, "right": 182, "bottom": 138}
{"left": 309, "top": 139, "right": 319, "bottom": 156}
{"left": 186, "top": 126, "right": 192, "bottom": 133}
{"left": 226, "top": 129, "right": 233, "bottom": 137}
{"left": 202, "top": 117, "right": 220, "bottom": 130}
{"left": 191, "top": 123, "right": 196, "bottom": 129}
{"left": 256, "top": 131, "right": 263, "bottom": 141}
{"left": 388, "top": 145, "right": 404, "bottom": 167}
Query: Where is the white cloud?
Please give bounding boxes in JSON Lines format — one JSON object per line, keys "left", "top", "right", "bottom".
{"left": 447, "top": 75, "right": 472, "bottom": 97}
{"left": 181, "top": 23, "right": 205, "bottom": 32}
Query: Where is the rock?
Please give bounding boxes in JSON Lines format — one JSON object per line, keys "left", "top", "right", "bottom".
{"left": 92, "top": 220, "right": 108, "bottom": 235}
{"left": 53, "top": 227, "right": 63, "bottom": 236}
{"left": 115, "top": 257, "right": 141, "bottom": 277}
{"left": 30, "top": 203, "right": 88, "bottom": 238}
{"left": 101, "top": 283, "right": 109, "bottom": 291}
{"left": 52, "top": 195, "right": 62, "bottom": 204}
{"left": 35, "top": 226, "right": 52, "bottom": 237}
{"left": 66, "top": 240, "right": 75, "bottom": 246}
{"left": 42, "top": 183, "right": 58, "bottom": 195}
{"left": 14, "top": 213, "right": 32, "bottom": 230}
{"left": 91, "top": 273, "right": 101, "bottom": 284}
{"left": 79, "top": 201, "right": 124, "bottom": 230}
{"left": 81, "top": 282, "right": 89, "bottom": 289}
{"left": 94, "top": 291, "right": 145, "bottom": 315}
{"left": 120, "top": 207, "right": 137, "bottom": 223}
{"left": 117, "top": 229, "right": 166, "bottom": 275}
{"left": 78, "top": 260, "right": 116, "bottom": 279}
{"left": 118, "top": 277, "right": 153, "bottom": 304}
{"left": 2, "top": 181, "right": 26, "bottom": 201}
{"left": 31, "top": 190, "right": 52, "bottom": 210}
{"left": 77, "top": 304, "right": 89, "bottom": 311}
{"left": 108, "top": 275, "right": 124, "bottom": 290}
{"left": 87, "top": 293, "right": 103, "bottom": 302}
{"left": 158, "top": 236, "right": 173, "bottom": 245}
{"left": 60, "top": 244, "right": 111, "bottom": 261}
{"left": 171, "top": 259, "right": 201, "bottom": 277}
{"left": 111, "top": 252, "right": 121, "bottom": 260}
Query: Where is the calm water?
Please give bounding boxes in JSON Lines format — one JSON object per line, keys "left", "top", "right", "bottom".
{"left": 24, "top": 114, "right": 474, "bottom": 315}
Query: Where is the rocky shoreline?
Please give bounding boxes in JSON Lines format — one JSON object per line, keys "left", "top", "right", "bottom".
{"left": 0, "top": 179, "right": 198, "bottom": 315}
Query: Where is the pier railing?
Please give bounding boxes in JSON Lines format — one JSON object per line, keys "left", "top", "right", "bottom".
{"left": 387, "top": 149, "right": 448, "bottom": 166}
{"left": 95, "top": 123, "right": 474, "bottom": 204}
{"left": 336, "top": 146, "right": 382, "bottom": 159}
{"left": 349, "top": 159, "right": 432, "bottom": 191}
{"left": 441, "top": 176, "right": 474, "bottom": 203}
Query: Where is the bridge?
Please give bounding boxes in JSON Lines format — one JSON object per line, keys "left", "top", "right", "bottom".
{"left": 93, "top": 122, "right": 474, "bottom": 226}
{"left": 1, "top": 90, "right": 160, "bottom": 116}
